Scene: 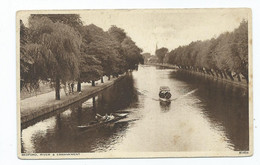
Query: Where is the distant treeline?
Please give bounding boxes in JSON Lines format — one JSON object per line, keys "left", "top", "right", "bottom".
{"left": 20, "top": 14, "right": 144, "bottom": 100}
{"left": 156, "top": 20, "right": 249, "bottom": 83}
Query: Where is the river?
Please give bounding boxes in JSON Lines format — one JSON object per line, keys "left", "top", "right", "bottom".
{"left": 21, "top": 65, "right": 249, "bottom": 153}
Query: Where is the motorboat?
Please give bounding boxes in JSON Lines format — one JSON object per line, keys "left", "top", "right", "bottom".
{"left": 159, "top": 86, "right": 172, "bottom": 102}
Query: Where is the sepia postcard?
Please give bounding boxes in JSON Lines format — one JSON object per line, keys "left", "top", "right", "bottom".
{"left": 17, "top": 8, "right": 253, "bottom": 159}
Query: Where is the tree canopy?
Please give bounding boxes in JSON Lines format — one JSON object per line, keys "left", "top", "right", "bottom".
{"left": 20, "top": 20, "right": 34, "bottom": 90}
{"left": 108, "top": 26, "right": 143, "bottom": 70}
{"left": 27, "top": 16, "right": 82, "bottom": 82}
{"left": 81, "top": 24, "right": 122, "bottom": 77}
{"left": 79, "top": 54, "right": 103, "bottom": 82}
{"left": 155, "top": 47, "right": 168, "bottom": 64}
{"left": 166, "top": 20, "right": 248, "bottom": 82}
{"left": 29, "top": 14, "right": 83, "bottom": 30}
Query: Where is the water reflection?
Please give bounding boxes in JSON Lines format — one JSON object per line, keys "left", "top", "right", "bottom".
{"left": 171, "top": 71, "right": 249, "bottom": 151}
{"left": 96, "top": 75, "right": 138, "bottom": 115}
{"left": 21, "top": 117, "right": 56, "bottom": 153}
{"left": 159, "top": 101, "right": 171, "bottom": 112}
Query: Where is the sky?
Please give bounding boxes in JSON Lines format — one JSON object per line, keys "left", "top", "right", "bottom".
{"left": 20, "top": 9, "right": 250, "bottom": 54}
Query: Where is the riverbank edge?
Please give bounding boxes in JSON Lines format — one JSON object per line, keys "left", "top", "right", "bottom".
{"left": 148, "top": 63, "right": 178, "bottom": 69}
{"left": 179, "top": 69, "right": 248, "bottom": 89}
{"left": 20, "top": 75, "right": 126, "bottom": 124}
{"left": 147, "top": 63, "right": 248, "bottom": 89}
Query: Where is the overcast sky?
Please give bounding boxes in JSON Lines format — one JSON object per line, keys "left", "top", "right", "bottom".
{"left": 21, "top": 9, "right": 249, "bottom": 54}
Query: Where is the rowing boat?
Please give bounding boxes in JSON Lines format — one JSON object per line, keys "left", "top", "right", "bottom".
{"left": 77, "top": 113, "right": 128, "bottom": 130}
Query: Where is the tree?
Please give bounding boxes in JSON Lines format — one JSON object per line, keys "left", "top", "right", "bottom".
{"left": 20, "top": 20, "right": 35, "bottom": 90}
{"left": 108, "top": 25, "right": 127, "bottom": 43}
{"left": 78, "top": 54, "right": 103, "bottom": 89}
{"left": 30, "top": 14, "right": 83, "bottom": 31}
{"left": 156, "top": 47, "right": 168, "bottom": 64}
{"left": 81, "top": 24, "right": 123, "bottom": 79}
{"left": 230, "top": 20, "right": 248, "bottom": 82}
{"left": 108, "top": 26, "right": 143, "bottom": 70}
{"left": 142, "top": 53, "right": 152, "bottom": 64}
{"left": 121, "top": 36, "right": 143, "bottom": 70}
{"left": 26, "top": 16, "right": 82, "bottom": 100}
{"left": 212, "top": 32, "right": 235, "bottom": 79}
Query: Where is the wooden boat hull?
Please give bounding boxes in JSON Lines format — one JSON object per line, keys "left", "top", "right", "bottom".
{"left": 77, "top": 113, "right": 128, "bottom": 130}
{"left": 159, "top": 98, "right": 171, "bottom": 102}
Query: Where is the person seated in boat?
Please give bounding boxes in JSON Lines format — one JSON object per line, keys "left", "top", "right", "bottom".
{"left": 95, "top": 114, "right": 102, "bottom": 119}
{"left": 95, "top": 114, "right": 106, "bottom": 122}
{"left": 105, "top": 114, "right": 115, "bottom": 121}
{"left": 95, "top": 113, "right": 115, "bottom": 122}
{"left": 103, "top": 114, "right": 109, "bottom": 121}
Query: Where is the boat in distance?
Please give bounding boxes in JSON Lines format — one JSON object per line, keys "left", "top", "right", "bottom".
{"left": 159, "top": 86, "right": 172, "bottom": 102}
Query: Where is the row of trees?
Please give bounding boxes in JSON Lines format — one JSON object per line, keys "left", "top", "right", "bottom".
{"left": 20, "top": 14, "right": 144, "bottom": 100}
{"left": 164, "top": 20, "right": 248, "bottom": 83}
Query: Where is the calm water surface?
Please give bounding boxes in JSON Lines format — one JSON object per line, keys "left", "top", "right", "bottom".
{"left": 21, "top": 65, "right": 249, "bottom": 153}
